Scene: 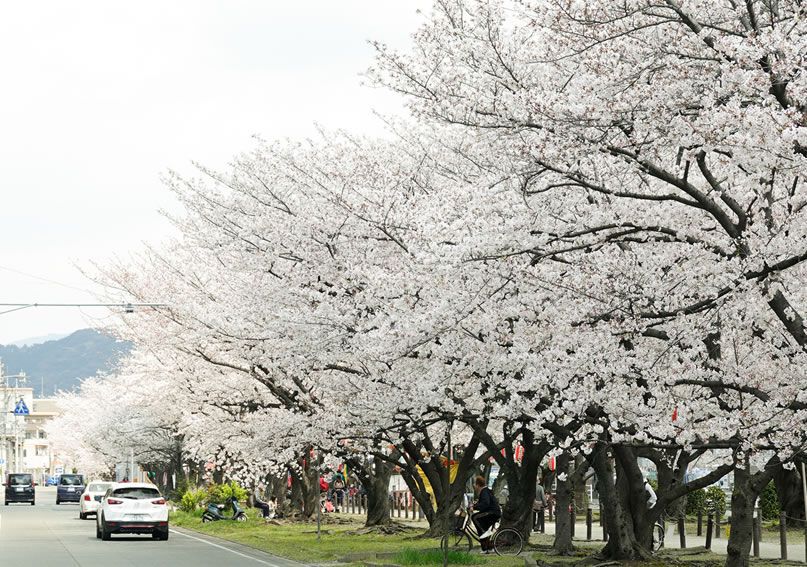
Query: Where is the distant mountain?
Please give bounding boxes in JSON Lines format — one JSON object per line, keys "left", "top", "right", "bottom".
{"left": 0, "top": 329, "right": 132, "bottom": 395}
{"left": 10, "top": 333, "right": 70, "bottom": 347}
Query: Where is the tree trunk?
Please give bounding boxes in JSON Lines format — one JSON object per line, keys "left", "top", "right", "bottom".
{"left": 612, "top": 446, "right": 656, "bottom": 553}
{"left": 466, "top": 420, "right": 546, "bottom": 541}
{"left": 289, "top": 450, "right": 320, "bottom": 519}
{"left": 300, "top": 461, "right": 319, "bottom": 518}
{"left": 774, "top": 464, "right": 805, "bottom": 526}
{"left": 363, "top": 455, "right": 393, "bottom": 527}
{"left": 553, "top": 453, "right": 574, "bottom": 555}
{"left": 637, "top": 447, "right": 733, "bottom": 549}
{"left": 289, "top": 468, "right": 304, "bottom": 513}
{"left": 726, "top": 458, "right": 778, "bottom": 567}
{"left": 389, "top": 427, "right": 484, "bottom": 536}
{"left": 270, "top": 472, "right": 291, "bottom": 516}
{"left": 590, "top": 444, "right": 648, "bottom": 560}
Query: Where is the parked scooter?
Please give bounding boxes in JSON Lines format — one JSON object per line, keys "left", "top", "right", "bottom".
{"left": 201, "top": 496, "right": 248, "bottom": 523}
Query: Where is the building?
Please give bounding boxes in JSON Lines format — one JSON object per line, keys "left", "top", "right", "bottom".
{"left": 0, "top": 383, "right": 60, "bottom": 483}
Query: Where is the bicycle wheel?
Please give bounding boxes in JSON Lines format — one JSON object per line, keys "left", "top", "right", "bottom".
{"left": 440, "top": 532, "right": 472, "bottom": 552}
{"left": 651, "top": 523, "right": 664, "bottom": 553}
{"left": 493, "top": 528, "right": 523, "bottom": 556}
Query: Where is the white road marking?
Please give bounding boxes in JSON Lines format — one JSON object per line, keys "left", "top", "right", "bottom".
{"left": 170, "top": 528, "right": 279, "bottom": 565}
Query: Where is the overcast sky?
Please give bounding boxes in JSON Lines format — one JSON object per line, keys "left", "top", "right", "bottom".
{"left": 0, "top": 1, "right": 427, "bottom": 345}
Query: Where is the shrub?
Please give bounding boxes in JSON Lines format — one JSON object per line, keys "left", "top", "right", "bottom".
{"left": 172, "top": 477, "right": 191, "bottom": 502}
{"left": 686, "top": 488, "right": 706, "bottom": 516}
{"left": 207, "top": 480, "right": 249, "bottom": 505}
{"left": 759, "top": 481, "right": 780, "bottom": 521}
{"left": 705, "top": 485, "right": 727, "bottom": 519}
{"left": 180, "top": 487, "right": 207, "bottom": 512}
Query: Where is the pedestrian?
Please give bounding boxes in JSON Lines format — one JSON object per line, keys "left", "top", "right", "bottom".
{"left": 643, "top": 478, "right": 657, "bottom": 510}
{"left": 471, "top": 476, "right": 501, "bottom": 554}
{"left": 332, "top": 470, "right": 346, "bottom": 513}
{"left": 533, "top": 476, "right": 547, "bottom": 530}
{"left": 253, "top": 482, "right": 272, "bottom": 519}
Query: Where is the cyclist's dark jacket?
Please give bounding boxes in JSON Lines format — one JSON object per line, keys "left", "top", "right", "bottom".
{"left": 475, "top": 487, "right": 501, "bottom": 516}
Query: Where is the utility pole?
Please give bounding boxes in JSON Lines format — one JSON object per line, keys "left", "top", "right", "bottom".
{"left": 0, "top": 362, "right": 27, "bottom": 474}
{"left": 0, "top": 358, "right": 5, "bottom": 478}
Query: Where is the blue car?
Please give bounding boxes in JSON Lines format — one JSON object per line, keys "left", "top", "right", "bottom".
{"left": 56, "top": 474, "right": 85, "bottom": 504}
{"left": 46, "top": 476, "right": 58, "bottom": 487}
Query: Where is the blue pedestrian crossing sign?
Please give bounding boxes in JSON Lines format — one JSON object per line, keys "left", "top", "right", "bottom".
{"left": 13, "top": 399, "right": 29, "bottom": 415}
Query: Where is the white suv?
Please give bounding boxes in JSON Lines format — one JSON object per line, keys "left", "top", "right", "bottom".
{"left": 96, "top": 483, "right": 169, "bottom": 540}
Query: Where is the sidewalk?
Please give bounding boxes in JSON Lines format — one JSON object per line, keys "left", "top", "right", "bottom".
{"left": 538, "top": 521, "right": 807, "bottom": 563}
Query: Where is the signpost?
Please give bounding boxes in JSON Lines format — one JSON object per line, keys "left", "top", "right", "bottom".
{"left": 14, "top": 399, "right": 29, "bottom": 415}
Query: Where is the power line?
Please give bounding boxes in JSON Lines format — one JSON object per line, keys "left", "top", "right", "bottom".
{"left": 0, "top": 303, "right": 166, "bottom": 316}
{"left": 0, "top": 265, "right": 94, "bottom": 295}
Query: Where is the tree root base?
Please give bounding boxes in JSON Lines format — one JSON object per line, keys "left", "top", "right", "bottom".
{"left": 347, "top": 523, "right": 417, "bottom": 535}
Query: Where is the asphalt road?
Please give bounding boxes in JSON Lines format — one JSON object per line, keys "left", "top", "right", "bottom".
{"left": 0, "top": 487, "right": 304, "bottom": 567}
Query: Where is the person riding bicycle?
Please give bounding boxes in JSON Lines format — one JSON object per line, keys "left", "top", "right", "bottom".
{"left": 471, "top": 476, "right": 501, "bottom": 553}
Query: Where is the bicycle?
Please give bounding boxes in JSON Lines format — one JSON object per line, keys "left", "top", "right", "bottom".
{"left": 440, "top": 507, "right": 524, "bottom": 556}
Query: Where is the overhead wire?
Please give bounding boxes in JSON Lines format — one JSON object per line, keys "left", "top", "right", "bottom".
{"left": 0, "top": 264, "right": 96, "bottom": 295}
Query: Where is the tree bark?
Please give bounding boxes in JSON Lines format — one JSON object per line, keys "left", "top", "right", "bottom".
{"left": 552, "top": 453, "right": 574, "bottom": 554}
{"left": 774, "top": 464, "right": 805, "bottom": 526}
{"left": 465, "top": 419, "right": 547, "bottom": 541}
{"left": 270, "top": 472, "right": 291, "bottom": 516}
{"left": 348, "top": 453, "right": 393, "bottom": 527}
{"left": 590, "top": 444, "right": 648, "bottom": 560}
{"left": 288, "top": 449, "right": 320, "bottom": 518}
{"left": 726, "top": 457, "right": 778, "bottom": 567}
{"left": 378, "top": 426, "right": 483, "bottom": 536}
{"left": 637, "top": 447, "right": 733, "bottom": 548}
{"left": 365, "top": 467, "right": 393, "bottom": 527}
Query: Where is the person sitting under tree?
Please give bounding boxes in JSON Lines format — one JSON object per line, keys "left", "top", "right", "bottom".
{"left": 253, "top": 482, "right": 272, "bottom": 520}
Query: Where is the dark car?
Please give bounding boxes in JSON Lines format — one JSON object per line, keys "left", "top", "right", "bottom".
{"left": 56, "top": 474, "right": 85, "bottom": 504}
{"left": 4, "top": 473, "right": 35, "bottom": 505}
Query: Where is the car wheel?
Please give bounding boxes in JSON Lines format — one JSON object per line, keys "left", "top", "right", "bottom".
{"left": 101, "top": 517, "right": 111, "bottom": 541}
{"left": 3, "top": 501, "right": 7, "bottom": 506}
{"left": 31, "top": 501, "right": 35, "bottom": 506}
{"left": 55, "top": 499, "right": 60, "bottom": 505}
{"left": 79, "top": 512, "right": 86, "bottom": 519}
{"left": 96, "top": 523, "right": 102, "bottom": 539}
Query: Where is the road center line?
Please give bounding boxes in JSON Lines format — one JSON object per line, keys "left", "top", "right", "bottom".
{"left": 170, "top": 528, "right": 279, "bottom": 565}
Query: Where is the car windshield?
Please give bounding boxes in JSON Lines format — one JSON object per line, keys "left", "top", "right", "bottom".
{"left": 112, "top": 487, "right": 161, "bottom": 499}
{"left": 60, "top": 475, "right": 83, "bottom": 485}
{"left": 88, "top": 483, "right": 112, "bottom": 492}
{"left": 9, "top": 474, "right": 32, "bottom": 485}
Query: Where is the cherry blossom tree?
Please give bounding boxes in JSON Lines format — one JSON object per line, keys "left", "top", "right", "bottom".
{"left": 368, "top": 1, "right": 806, "bottom": 563}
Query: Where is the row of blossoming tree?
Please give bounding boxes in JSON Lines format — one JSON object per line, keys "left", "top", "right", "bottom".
{"left": 47, "top": 2, "right": 805, "bottom": 566}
